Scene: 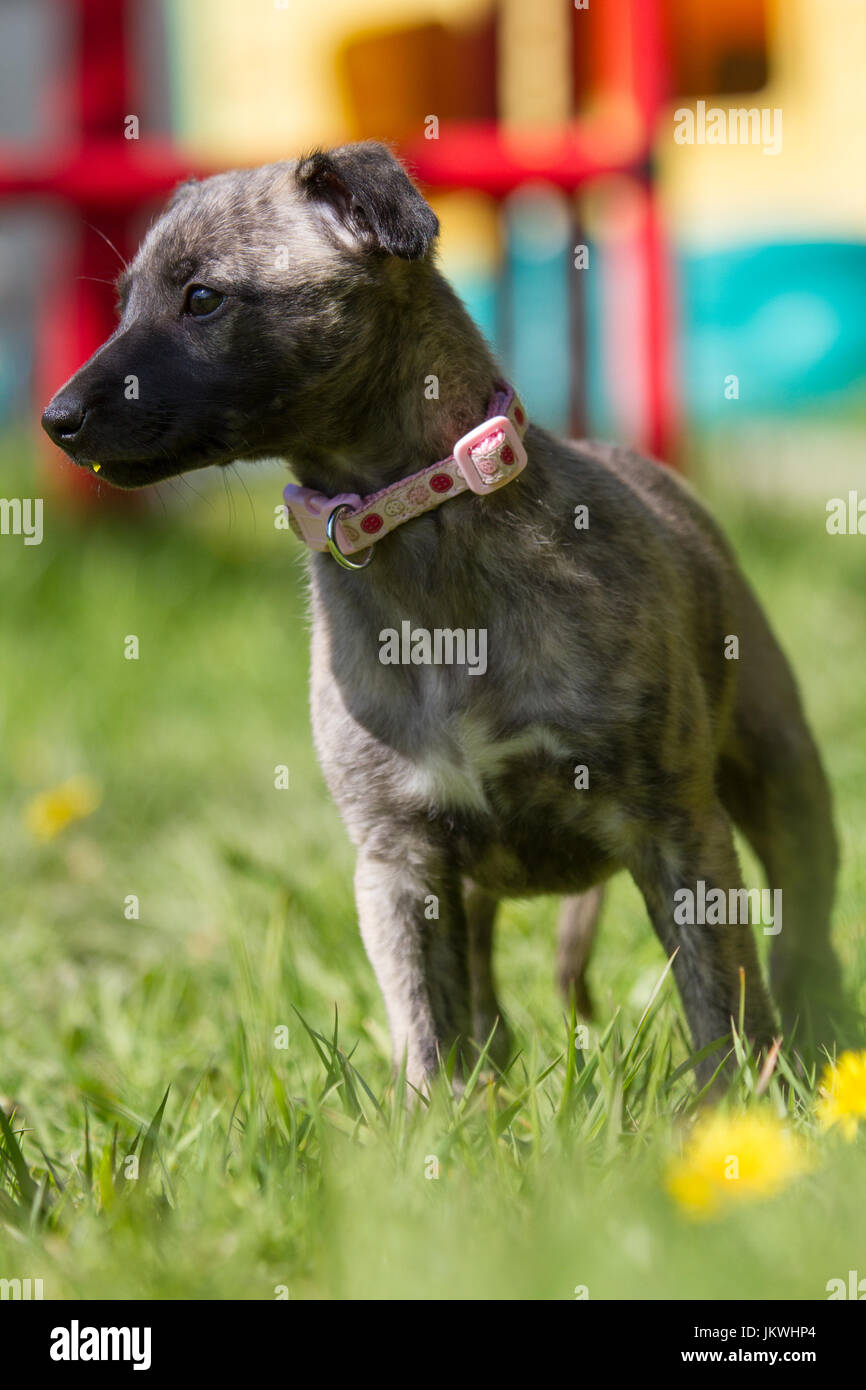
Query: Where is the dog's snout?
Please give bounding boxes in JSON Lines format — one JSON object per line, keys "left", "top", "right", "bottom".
{"left": 41, "top": 395, "right": 87, "bottom": 445}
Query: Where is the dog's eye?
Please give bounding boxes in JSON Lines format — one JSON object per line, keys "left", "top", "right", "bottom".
{"left": 184, "top": 285, "right": 225, "bottom": 318}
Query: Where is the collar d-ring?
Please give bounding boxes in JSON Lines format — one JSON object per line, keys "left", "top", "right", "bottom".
{"left": 326, "top": 504, "right": 374, "bottom": 570}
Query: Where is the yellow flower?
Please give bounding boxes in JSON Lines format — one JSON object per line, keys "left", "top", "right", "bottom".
{"left": 24, "top": 776, "right": 101, "bottom": 841}
{"left": 816, "top": 1051, "right": 866, "bottom": 1141}
{"left": 666, "top": 1110, "right": 810, "bottom": 1218}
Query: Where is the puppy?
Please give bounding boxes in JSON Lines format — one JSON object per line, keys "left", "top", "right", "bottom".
{"left": 43, "top": 142, "right": 845, "bottom": 1090}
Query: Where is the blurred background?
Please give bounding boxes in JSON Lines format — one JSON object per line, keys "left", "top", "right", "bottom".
{"left": 0, "top": 0, "right": 865, "bottom": 1302}
{"left": 1, "top": 0, "right": 865, "bottom": 492}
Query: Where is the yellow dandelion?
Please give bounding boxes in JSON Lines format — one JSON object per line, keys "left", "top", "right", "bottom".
{"left": 816, "top": 1050, "right": 866, "bottom": 1141}
{"left": 24, "top": 775, "right": 102, "bottom": 842}
{"left": 666, "top": 1110, "right": 810, "bottom": 1218}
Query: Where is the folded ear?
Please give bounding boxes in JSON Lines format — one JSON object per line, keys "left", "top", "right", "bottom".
{"left": 295, "top": 141, "right": 439, "bottom": 260}
{"left": 166, "top": 176, "right": 199, "bottom": 209}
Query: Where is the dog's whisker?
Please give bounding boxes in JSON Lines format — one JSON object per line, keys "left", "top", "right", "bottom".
{"left": 228, "top": 462, "right": 256, "bottom": 533}
{"left": 174, "top": 471, "right": 218, "bottom": 513}
{"left": 220, "top": 465, "right": 236, "bottom": 532}
{"left": 161, "top": 476, "right": 189, "bottom": 509}
{"left": 150, "top": 482, "right": 169, "bottom": 517}
{"left": 82, "top": 221, "right": 129, "bottom": 273}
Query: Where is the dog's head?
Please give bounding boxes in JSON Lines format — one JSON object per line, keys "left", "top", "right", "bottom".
{"left": 41, "top": 142, "right": 439, "bottom": 488}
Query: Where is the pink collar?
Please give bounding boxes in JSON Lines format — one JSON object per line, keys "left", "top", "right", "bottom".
{"left": 283, "top": 383, "right": 528, "bottom": 566}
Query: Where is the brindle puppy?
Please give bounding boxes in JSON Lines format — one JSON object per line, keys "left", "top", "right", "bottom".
{"left": 42, "top": 142, "right": 845, "bottom": 1091}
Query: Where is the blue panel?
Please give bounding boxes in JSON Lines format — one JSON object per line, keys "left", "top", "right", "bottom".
{"left": 447, "top": 272, "right": 499, "bottom": 356}
{"left": 678, "top": 242, "right": 866, "bottom": 421}
{"left": 501, "top": 191, "right": 572, "bottom": 433}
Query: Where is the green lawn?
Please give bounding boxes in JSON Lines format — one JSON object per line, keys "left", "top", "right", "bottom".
{"left": 1, "top": 435, "right": 864, "bottom": 1300}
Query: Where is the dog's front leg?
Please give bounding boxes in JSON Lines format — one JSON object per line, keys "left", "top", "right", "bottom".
{"left": 354, "top": 839, "right": 470, "bottom": 1093}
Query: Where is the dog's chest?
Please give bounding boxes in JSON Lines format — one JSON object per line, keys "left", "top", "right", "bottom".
{"left": 311, "top": 593, "right": 618, "bottom": 893}
{"left": 404, "top": 715, "right": 615, "bottom": 893}
{"left": 407, "top": 717, "right": 570, "bottom": 811}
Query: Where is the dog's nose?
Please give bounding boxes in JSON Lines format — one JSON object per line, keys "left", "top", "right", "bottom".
{"left": 41, "top": 395, "right": 87, "bottom": 445}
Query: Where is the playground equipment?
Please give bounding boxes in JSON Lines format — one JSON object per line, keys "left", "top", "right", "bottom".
{"left": 2, "top": 0, "right": 862, "bottom": 497}
{"left": 661, "top": 0, "right": 866, "bottom": 423}
{"left": 0, "top": 0, "right": 212, "bottom": 499}
{"left": 372, "top": 0, "right": 679, "bottom": 456}
{"left": 0, "top": 0, "right": 679, "bottom": 494}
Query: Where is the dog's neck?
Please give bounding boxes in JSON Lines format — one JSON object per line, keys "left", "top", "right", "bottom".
{"left": 287, "top": 263, "right": 501, "bottom": 497}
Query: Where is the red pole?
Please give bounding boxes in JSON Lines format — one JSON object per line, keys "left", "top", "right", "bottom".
{"left": 629, "top": 0, "right": 680, "bottom": 462}
{"left": 35, "top": 0, "right": 134, "bottom": 501}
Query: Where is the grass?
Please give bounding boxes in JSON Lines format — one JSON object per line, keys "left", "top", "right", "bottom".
{"left": 0, "top": 433, "right": 864, "bottom": 1301}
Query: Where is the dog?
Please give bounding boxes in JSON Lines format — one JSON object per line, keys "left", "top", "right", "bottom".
{"left": 42, "top": 141, "right": 846, "bottom": 1091}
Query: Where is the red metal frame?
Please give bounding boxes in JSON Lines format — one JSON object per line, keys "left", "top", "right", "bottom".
{"left": 0, "top": 0, "right": 215, "bottom": 500}
{"left": 405, "top": 0, "right": 679, "bottom": 461}
{"left": 0, "top": 0, "right": 679, "bottom": 500}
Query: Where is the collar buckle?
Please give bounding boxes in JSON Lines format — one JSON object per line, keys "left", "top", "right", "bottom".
{"left": 453, "top": 413, "right": 528, "bottom": 495}
{"left": 283, "top": 488, "right": 361, "bottom": 552}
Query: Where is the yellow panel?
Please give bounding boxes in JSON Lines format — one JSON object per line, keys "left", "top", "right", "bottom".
{"left": 170, "top": 0, "right": 492, "bottom": 158}
{"left": 432, "top": 191, "right": 502, "bottom": 277}
{"left": 658, "top": 0, "right": 866, "bottom": 242}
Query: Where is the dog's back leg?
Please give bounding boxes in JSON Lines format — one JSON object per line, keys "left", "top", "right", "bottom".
{"left": 556, "top": 887, "right": 604, "bottom": 1019}
{"left": 463, "top": 881, "right": 510, "bottom": 1068}
{"left": 717, "top": 591, "right": 845, "bottom": 1049}
{"left": 628, "top": 799, "right": 778, "bottom": 1088}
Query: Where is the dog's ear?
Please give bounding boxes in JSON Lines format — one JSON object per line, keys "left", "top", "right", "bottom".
{"left": 295, "top": 142, "right": 438, "bottom": 260}
{"left": 167, "top": 177, "right": 199, "bottom": 209}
